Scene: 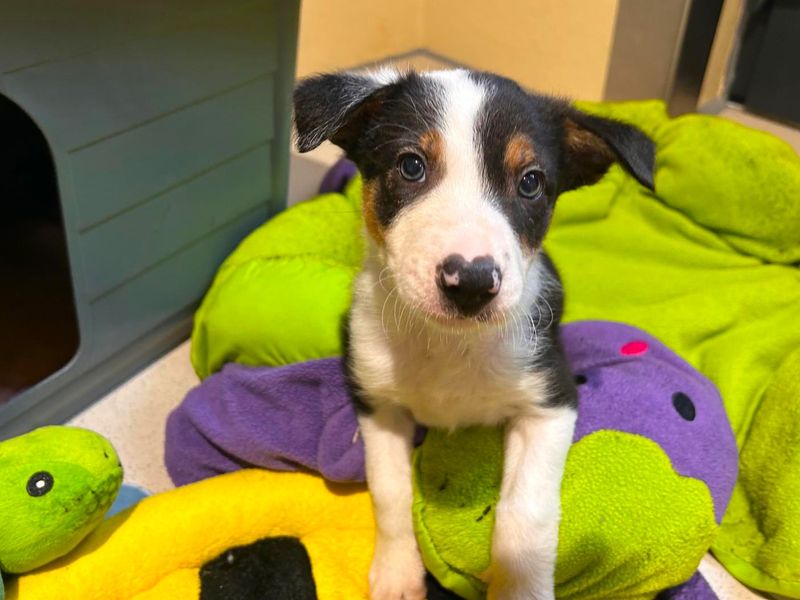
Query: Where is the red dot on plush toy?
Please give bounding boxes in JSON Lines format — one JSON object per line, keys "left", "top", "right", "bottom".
{"left": 620, "top": 340, "right": 649, "bottom": 356}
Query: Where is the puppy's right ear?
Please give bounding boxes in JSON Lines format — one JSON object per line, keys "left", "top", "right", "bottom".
{"left": 561, "top": 107, "right": 655, "bottom": 191}
{"left": 293, "top": 72, "right": 390, "bottom": 153}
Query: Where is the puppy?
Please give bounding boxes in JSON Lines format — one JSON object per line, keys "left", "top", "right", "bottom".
{"left": 293, "top": 68, "right": 654, "bottom": 600}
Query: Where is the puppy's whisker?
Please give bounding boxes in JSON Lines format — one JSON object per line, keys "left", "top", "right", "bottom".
{"left": 398, "top": 298, "right": 412, "bottom": 336}
{"left": 542, "top": 296, "right": 555, "bottom": 330}
{"left": 501, "top": 309, "right": 511, "bottom": 342}
{"left": 411, "top": 301, "right": 429, "bottom": 340}
{"left": 528, "top": 312, "right": 539, "bottom": 357}
{"left": 392, "top": 289, "right": 403, "bottom": 332}
{"left": 373, "top": 266, "right": 393, "bottom": 292}
{"left": 517, "top": 311, "right": 526, "bottom": 348}
{"left": 425, "top": 322, "right": 432, "bottom": 354}
{"left": 379, "top": 286, "right": 398, "bottom": 335}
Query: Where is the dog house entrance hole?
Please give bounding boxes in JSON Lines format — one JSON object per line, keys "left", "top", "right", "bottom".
{"left": 0, "top": 94, "right": 79, "bottom": 405}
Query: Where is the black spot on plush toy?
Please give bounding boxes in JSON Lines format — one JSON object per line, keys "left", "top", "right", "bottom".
{"left": 200, "top": 537, "right": 316, "bottom": 600}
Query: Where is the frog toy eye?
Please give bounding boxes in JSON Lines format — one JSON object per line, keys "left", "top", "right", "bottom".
{"left": 27, "top": 471, "right": 54, "bottom": 497}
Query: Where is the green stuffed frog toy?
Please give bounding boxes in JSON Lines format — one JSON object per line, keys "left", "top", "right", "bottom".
{"left": 0, "top": 426, "right": 123, "bottom": 600}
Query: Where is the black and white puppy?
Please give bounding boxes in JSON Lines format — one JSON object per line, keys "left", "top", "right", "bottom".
{"left": 293, "top": 68, "right": 654, "bottom": 600}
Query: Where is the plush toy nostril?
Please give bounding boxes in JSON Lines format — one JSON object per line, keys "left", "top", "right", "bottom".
{"left": 436, "top": 254, "right": 502, "bottom": 316}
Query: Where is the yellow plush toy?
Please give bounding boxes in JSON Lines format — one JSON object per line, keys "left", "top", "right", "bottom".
{"left": 9, "top": 470, "right": 373, "bottom": 600}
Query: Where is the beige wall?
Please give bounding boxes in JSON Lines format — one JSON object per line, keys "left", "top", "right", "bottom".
{"left": 297, "top": 0, "right": 620, "bottom": 100}
{"left": 423, "top": 0, "right": 619, "bottom": 99}
{"left": 296, "top": 0, "right": 424, "bottom": 77}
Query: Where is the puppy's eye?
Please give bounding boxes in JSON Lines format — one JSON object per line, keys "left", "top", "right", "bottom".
{"left": 398, "top": 153, "right": 426, "bottom": 182}
{"left": 518, "top": 170, "right": 544, "bottom": 199}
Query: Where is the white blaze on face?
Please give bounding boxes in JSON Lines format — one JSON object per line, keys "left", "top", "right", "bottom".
{"left": 383, "top": 70, "right": 528, "bottom": 319}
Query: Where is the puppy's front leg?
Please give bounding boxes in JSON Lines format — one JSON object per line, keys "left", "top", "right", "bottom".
{"left": 360, "top": 404, "right": 427, "bottom": 600}
{"left": 489, "top": 408, "right": 577, "bottom": 600}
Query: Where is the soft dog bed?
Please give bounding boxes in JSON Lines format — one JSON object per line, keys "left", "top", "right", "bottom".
{"left": 166, "top": 321, "right": 737, "bottom": 599}
{"left": 189, "top": 100, "right": 800, "bottom": 598}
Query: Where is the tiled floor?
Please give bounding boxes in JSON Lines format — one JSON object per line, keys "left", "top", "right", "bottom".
{"left": 68, "top": 340, "right": 195, "bottom": 494}
{"left": 68, "top": 56, "right": 798, "bottom": 600}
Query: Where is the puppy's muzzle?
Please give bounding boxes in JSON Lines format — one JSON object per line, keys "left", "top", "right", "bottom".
{"left": 436, "top": 254, "right": 502, "bottom": 316}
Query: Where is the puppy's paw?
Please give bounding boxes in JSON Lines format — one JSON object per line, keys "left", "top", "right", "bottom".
{"left": 369, "top": 536, "right": 427, "bottom": 600}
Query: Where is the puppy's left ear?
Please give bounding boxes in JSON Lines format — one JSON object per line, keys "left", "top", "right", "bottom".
{"left": 293, "top": 72, "right": 392, "bottom": 154}
{"left": 561, "top": 108, "right": 655, "bottom": 191}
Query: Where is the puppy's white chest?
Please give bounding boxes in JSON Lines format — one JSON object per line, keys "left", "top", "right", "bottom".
{"left": 387, "top": 335, "right": 543, "bottom": 428}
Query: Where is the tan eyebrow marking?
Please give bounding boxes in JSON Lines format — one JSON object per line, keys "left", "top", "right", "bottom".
{"left": 419, "top": 129, "right": 444, "bottom": 168}
{"left": 504, "top": 133, "right": 537, "bottom": 174}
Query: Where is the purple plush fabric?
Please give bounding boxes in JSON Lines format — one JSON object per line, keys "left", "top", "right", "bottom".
{"left": 659, "top": 571, "right": 719, "bottom": 600}
{"left": 565, "top": 321, "right": 738, "bottom": 523}
{"left": 166, "top": 358, "right": 364, "bottom": 485}
{"left": 166, "top": 320, "right": 737, "bottom": 526}
{"left": 318, "top": 158, "right": 358, "bottom": 195}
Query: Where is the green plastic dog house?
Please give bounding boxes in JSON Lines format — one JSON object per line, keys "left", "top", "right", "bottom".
{"left": 0, "top": 1, "right": 300, "bottom": 437}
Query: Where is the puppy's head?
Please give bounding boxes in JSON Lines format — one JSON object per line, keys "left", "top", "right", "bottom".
{"left": 294, "top": 69, "right": 654, "bottom": 326}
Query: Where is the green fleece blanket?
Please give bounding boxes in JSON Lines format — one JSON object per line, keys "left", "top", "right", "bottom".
{"left": 546, "top": 100, "right": 800, "bottom": 597}
{"left": 191, "top": 100, "right": 800, "bottom": 597}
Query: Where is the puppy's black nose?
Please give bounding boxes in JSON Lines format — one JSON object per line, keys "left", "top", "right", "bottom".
{"left": 436, "top": 254, "right": 502, "bottom": 316}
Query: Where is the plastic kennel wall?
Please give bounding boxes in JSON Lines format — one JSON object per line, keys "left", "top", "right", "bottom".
{"left": 0, "top": 1, "right": 300, "bottom": 438}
